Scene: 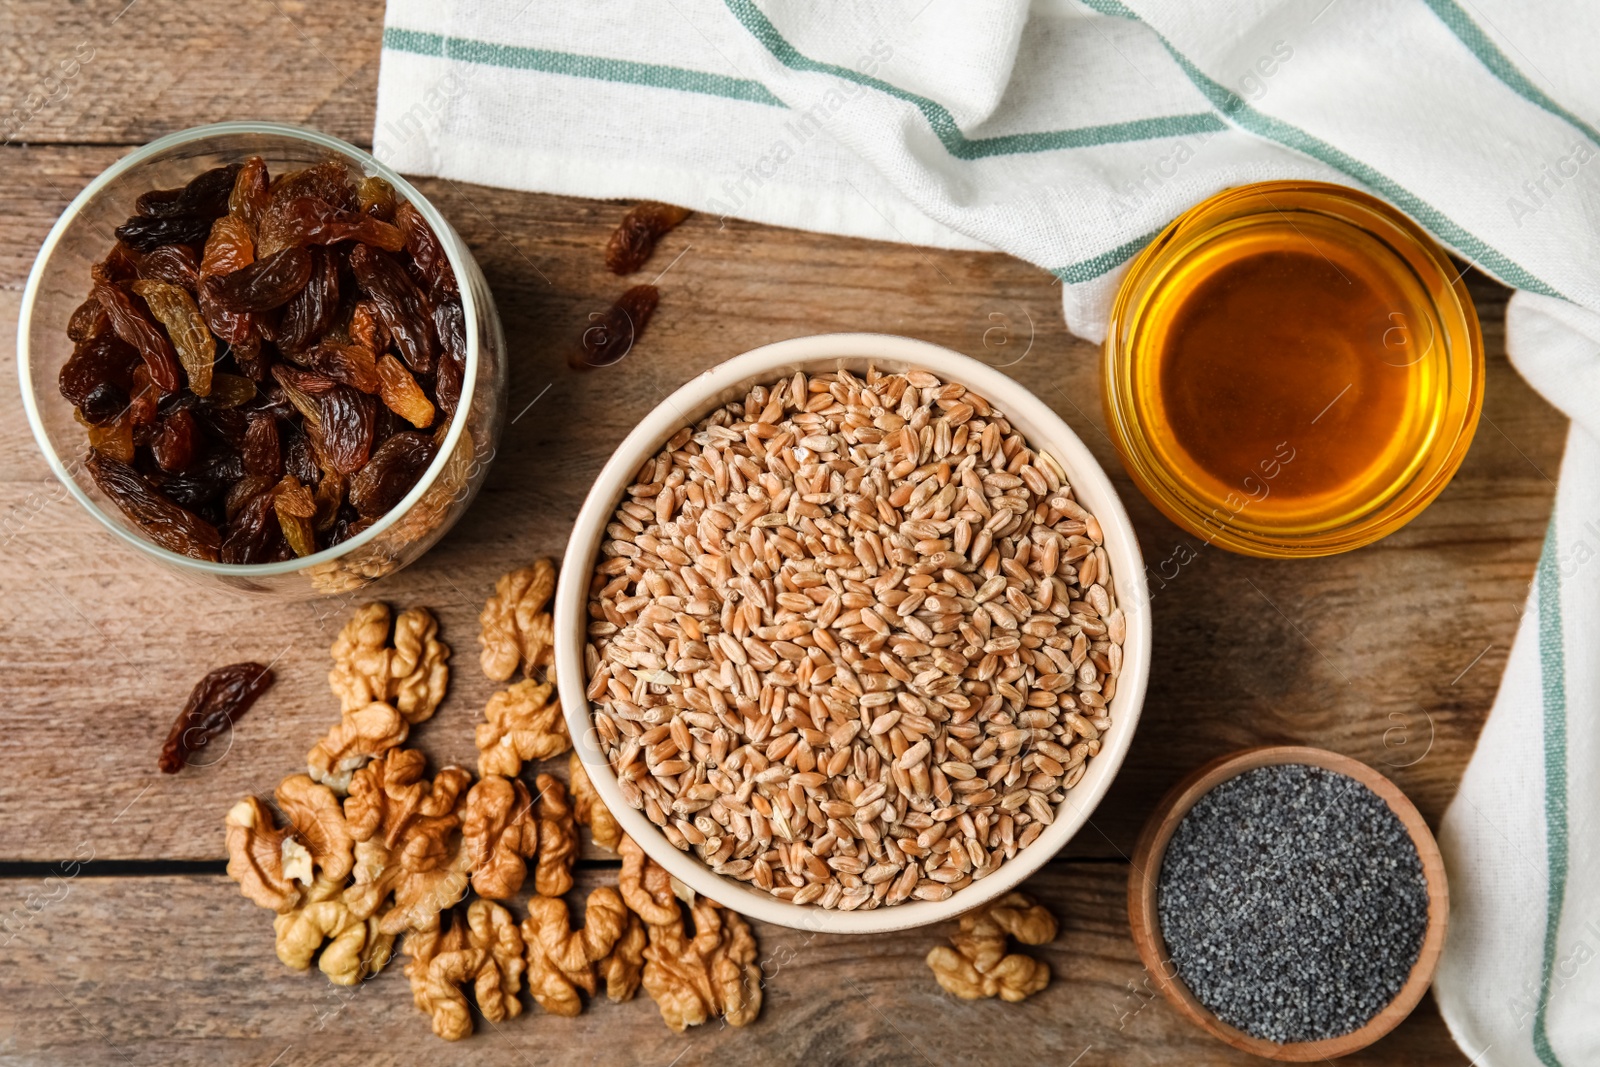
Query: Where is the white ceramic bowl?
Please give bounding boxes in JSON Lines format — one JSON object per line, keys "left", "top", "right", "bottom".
{"left": 556, "top": 333, "right": 1151, "bottom": 933}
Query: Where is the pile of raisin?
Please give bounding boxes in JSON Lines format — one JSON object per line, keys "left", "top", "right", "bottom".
{"left": 62, "top": 157, "right": 468, "bottom": 563}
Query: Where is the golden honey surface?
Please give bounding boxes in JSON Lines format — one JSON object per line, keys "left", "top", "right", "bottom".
{"left": 1131, "top": 215, "right": 1445, "bottom": 533}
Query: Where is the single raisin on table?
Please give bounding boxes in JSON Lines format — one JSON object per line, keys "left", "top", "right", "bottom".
{"left": 571, "top": 284, "right": 660, "bottom": 370}
{"left": 158, "top": 661, "right": 274, "bottom": 774}
{"left": 605, "top": 201, "right": 691, "bottom": 274}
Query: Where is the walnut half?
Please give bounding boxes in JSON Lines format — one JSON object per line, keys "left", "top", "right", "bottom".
{"left": 476, "top": 679, "right": 569, "bottom": 779}
{"left": 640, "top": 895, "right": 763, "bottom": 1031}
{"left": 225, "top": 776, "right": 354, "bottom": 914}
{"left": 460, "top": 775, "right": 539, "bottom": 900}
{"left": 570, "top": 752, "right": 623, "bottom": 852}
{"left": 521, "top": 887, "right": 632, "bottom": 1017}
{"left": 926, "top": 891, "right": 1057, "bottom": 1002}
{"left": 404, "top": 900, "right": 525, "bottom": 1041}
{"left": 479, "top": 559, "right": 556, "bottom": 681}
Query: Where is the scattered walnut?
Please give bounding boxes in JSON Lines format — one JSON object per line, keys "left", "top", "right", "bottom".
{"left": 640, "top": 895, "right": 763, "bottom": 1031}
{"left": 329, "top": 603, "right": 396, "bottom": 713}
{"left": 597, "top": 904, "right": 646, "bottom": 1002}
{"left": 404, "top": 900, "right": 525, "bottom": 1041}
{"left": 306, "top": 701, "right": 409, "bottom": 793}
{"left": 391, "top": 607, "right": 450, "bottom": 724}
{"left": 570, "top": 752, "right": 623, "bottom": 852}
{"left": 225, "top": 776, "right": 353, "bottom": 913}
{"left": 274, "top": 873, "right": 395, "bottom": 986}
{"left": 343, "top": 748, "right": 474, "bottom": 934}
{"left": 618, "top": 834, "right": 679, "bottom": 926}
{"left": 475, "top": 679, "right": 569, "bottom": 778}
{"left": 521, "top": 887, "right": 631, "bottom": 1017}
{"left": 461, "top": 775, "right": 539, "bottom": 900}
{"left": 926, "top": 891, "right": 1057, "bottom": 1002}
{"left": 479, "top": 559, "right": 556, "bottom": 681}
{"left": 329, "top": 603, "right": 450, "bottom": 723}
{"left": 534, "top": 773, "right": 579, "bottom": 898}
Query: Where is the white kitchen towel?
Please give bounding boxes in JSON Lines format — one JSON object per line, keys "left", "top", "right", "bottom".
{"left": 374, "top": 2, "right": 1600, "bottom": 1062}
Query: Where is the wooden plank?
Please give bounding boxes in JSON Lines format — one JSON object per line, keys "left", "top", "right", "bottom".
{"left": 0, "top": 0, "right": 382, "bottom": 148}
{"left": 0, "top": 152, "right": 1566, "bottom": 864}
{"left": 0, "top": 865, "right": 1468, "bottom": 1065}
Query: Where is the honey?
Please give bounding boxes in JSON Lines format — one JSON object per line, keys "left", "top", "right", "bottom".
{"left": 1104, "top": 182, "right": 1482, "bottom": 557}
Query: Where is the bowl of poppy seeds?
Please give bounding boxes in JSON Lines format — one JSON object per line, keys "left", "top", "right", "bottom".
{"left": 1128, "top": 746, "right": 1448, "bottom": 1061}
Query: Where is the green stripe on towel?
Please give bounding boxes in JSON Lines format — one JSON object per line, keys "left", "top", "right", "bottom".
{"left": 382, "top": 27, "right": 787, "bottom": 106}
{"left": 1423, "top": 0, "right": 1600, "bottom": 152}
{"left": 1534, "top": 517, "right": 1570, "bottom": 1066}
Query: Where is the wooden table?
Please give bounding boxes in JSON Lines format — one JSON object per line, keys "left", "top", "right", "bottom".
{"left": 0, "top": 3, "right": 1564, "bottom": 1064}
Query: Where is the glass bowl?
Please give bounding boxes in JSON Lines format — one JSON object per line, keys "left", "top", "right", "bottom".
{"left": 1103, "top": 181, "right": 1482, "bottom": 558}
{"left": 17, "top": 122, "right": 506, "bottom": 596}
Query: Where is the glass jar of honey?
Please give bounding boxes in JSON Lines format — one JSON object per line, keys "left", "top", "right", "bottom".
{"left": 1103, "top": 181, "right": 1482, "bottom": 558}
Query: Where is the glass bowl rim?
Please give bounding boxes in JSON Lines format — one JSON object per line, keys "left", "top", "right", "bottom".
{"left": 16, "top": 120, "right": 486, "bottom": 577}
{"left": 1101, "top": 179, "right": 1484, "bottom": 558}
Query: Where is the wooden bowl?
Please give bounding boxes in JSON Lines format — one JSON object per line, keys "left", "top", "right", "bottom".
{"left": 1127, "top": 746, "right": 1449, "bottom": 1061}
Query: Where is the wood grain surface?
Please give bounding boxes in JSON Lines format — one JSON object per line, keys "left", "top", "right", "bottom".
{"left": 0, "top": 1, "right": 1567, "bottom": 1064}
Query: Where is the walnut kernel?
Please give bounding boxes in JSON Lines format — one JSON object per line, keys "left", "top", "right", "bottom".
{"left": 461, "top": 775, "right": 539, "bottom": 900}
{"left": 475, "top": 679, "right": 569, "bottom": 778}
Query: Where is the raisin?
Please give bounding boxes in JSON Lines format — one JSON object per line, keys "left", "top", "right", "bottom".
{"left": 571, "top": 284, "right": 659, "bottom": 370}
{"left": 432, "top": 300, "right": 467, "bottom": 417}
{"left": 134, "top": 164, "right": 241, "bottom": 220}
{"left": 67, "top": 297, "right": 110, "bottom": 343}
{"left": 82, "top": 408, "right": 135, "bottom": 463}
{"left": 151, "top": 408, "right": 199, "bottom": 472}
{"left": 157, "top": 661, "right": 274, "bottom": 774}
{"left": 205, "top": 247, "right": 312, "bottom": 313}
{"left": 269, "top": 160, "right": 357, "bottom": 213}
{"left": 277, "top": 246, "right": 340, "bottom": 353}
{"left": 350, "top": 300, "right": 387, "bottom": 352}
{"left": 283, "top": 425, "right": 321, "bottom": 487}
{"left": 313, "top": 470, "right": 346, "bottom": 531}
{"left": 605, "top": 201, "right": 691, "bottom": 274}
{"left": 200, "top": 215, "right": 255, "bottom": 277}
{"left": 86, "top": 451, "right": 221, "bottom": 561}
{"left": 304, "top": 341, "right": 379, "bottom": 393}
{"left": 197, "top": 216, "right": 258, "bottom": 346}
{"left": 205, "top": 372, "right": 257, "bottom": 409}
{"left": 273, "top": 474, "right": 318, "bottom": 557}
{"left": 92, "top": 243, "right": 142, "bottom": 286}
{"left": 94, "top": 281, "right": 183, "bottom": 392}
{"left": 137, "top": 244, "right": 201, "bottom": 292}
{"left": 130, "top": 279, "right": 215, "bottom": 397}
{"left": 375, "top": 353, "right": 436, "bottom": 428}
{"left": 229, "top": 156, "right": 271, "bottom": 231}
{"left": 259, "top": 195, "right": 403, "bottom": 256}
{"left": 220, "top": 483, "right": 283, "bottom": 563}
{"left": 394, "top": 201, "right": 459, "bottom": 301}
{"left": 350, "top": 243, "right": 436, "bottom": 374}
{"left": 59, "top": 333, "right": 138, "bottom": 423}
{"left": 224, "top": 473, "right": 277, "bottom": 522}
{"left": 242, "top": 411, "right": 282, "bottom": 479}
{"left": 358, "top": 175, "right": 396, "bottom": 220}
{"left": 316, "top": 386, "right": 379, "bottom": 476}
{"left": 113, "top": 214, "right": 215, "bottom": 253}
{"left": 348, "top": 430, "right": 437, "bottom": 518}
{"left": 127, "top": 363, "right": 161, "bottom": 427}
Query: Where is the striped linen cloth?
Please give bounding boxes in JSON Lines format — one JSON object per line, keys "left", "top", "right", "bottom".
{"left": 373, "top": 2, "right": 1600, "bottom": 1061}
